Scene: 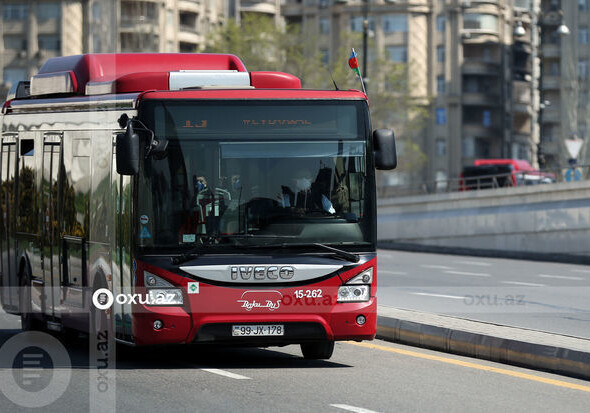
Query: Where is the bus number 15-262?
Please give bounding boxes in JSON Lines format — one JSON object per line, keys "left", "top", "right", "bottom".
{"left": 294, "top": 289, "right": 323, "bottom": 299}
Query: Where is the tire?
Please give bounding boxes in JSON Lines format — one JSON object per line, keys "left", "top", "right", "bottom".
{"left": 19, "top": 271, "right": 43, "bottom": 331}
{"left": 300, "top": 341, "right": 335, "bottom": 360}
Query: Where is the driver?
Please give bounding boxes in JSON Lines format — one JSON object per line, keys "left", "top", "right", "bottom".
{"left": 279, "top": 168, "right": 335, "bottom": 214}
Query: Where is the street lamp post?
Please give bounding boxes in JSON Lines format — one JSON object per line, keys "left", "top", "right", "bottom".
{"left": 362, "top": 0, "right": 369, "bottom": 86}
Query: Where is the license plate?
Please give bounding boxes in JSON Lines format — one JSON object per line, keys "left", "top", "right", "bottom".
{"left": 232, "top": 324, "right": 284, "bottom": 336}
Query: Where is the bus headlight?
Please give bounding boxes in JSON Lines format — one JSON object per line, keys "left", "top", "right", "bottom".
{"left": 337, "top": 285, "right": 370, "bottom": 302}
{"left": 147, "top": 289, "right": 184, "bottom": 306}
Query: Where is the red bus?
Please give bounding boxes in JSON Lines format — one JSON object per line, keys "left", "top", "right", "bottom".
{"left": 0, "top": 53, "right": 396, "bottom": 359}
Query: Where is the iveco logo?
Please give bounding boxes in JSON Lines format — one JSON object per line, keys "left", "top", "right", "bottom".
{"left": 230, "top": 266, "right": 294, "bottom": 281}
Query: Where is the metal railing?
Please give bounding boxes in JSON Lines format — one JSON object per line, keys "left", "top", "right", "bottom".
{"left": 377, "top": 165, "right": 590, "bottom": 198}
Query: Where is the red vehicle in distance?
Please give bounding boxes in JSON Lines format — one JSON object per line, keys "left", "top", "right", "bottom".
{"left": 460, "top": 159, "right": 555, "bottom": 190}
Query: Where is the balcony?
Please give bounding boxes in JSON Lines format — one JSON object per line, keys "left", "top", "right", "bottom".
{"left": 541, "top": 44, "right": 560, "bottom": 59}
{"left": 178, "top": 31, "right": 203, "bottom": 45}
{"left": 542, "top": 107, "right": 560, "bottom": 123}
{"left": 462, "top": 60, "right": 501, "bottom": 76}
{"left": 542, "top": 75, "right": 560, "bottom": 91}
{"left": 462, "top": 93, "right": 501, "bottom": 106}
{"left": 462, "top": 124, "right": 501, "bottom": 139}
{"left": 240, "top": 0, "right": 279, "bottom": 15}
{"left": 2, "top": 21, "right": 26, "bottom": 34}
{"left": 178, "top": 0, "right": 201, "bottom": 13}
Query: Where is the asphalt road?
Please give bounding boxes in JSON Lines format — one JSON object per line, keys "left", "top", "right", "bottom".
{"left": 0, "top": 320, "right": 589, "bottom": 412}
{"left": 377, "top": 249, "right": 590, "bottom": 338}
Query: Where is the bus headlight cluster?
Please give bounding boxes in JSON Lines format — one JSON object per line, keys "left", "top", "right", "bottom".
{"left": 147, "top": 289, "right": 184, "bottom": 305}
{"left": 337, "top": 285, "right": 370, "bottom": 302}
{"left": 337, "top": 268, "right": 372, "bottom": 303}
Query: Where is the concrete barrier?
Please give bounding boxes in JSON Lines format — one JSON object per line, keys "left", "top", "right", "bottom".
{"left": 377, "top": 181, "right": 590, "bottom": 262}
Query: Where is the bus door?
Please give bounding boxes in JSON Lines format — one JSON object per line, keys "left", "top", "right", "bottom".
{"left": 41, "top": 134, "right": 62, "bottom": 318}
{"left": 113, "top": 135, "right": 133, "bottom": 340}
{"left": 0, "top": 134, "right": 18, "bottom": 310}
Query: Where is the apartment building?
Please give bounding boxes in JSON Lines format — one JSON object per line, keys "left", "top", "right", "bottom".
{"left": 282, "top": 0, "right": 540, "bottom": 185}
{"left": 0, "top": 0, "right": 226, "bottom": 97}
{"left": 538, "top": 0, "right": 590, "bottom": 170}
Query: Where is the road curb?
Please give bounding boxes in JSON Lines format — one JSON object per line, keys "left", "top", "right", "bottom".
{"left": 376, "top": 306, "right": 590, "bottom": 381}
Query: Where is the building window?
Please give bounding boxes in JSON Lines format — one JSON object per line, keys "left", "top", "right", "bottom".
{"left": 463, "top": 14, "right": 499, "bottom": 32}
{"left": 320, "top": 49, "right": 329, "bottom": 65}
{"left": 350, "top": 16, "right": 374, "bottom": 33}
{"left": 319, "top": 17, "right": 330, "bottom": 34}
{"left": 386, "top": 46, "right": 407, "bottom": 63}
{"left": 580, "top": 0, "right": 588, "bottom": 11}
{"left": 436, "top": 15, "right": 445, "bottom": 32}
{"left": 92, "top": 36, "right": 102, "bottom": 53}
{"left": 579, "top": 59, "right": 589, "bottom": 79}
{"left": 436, "top": 108, "right": 446, "bottom": 125}
{"left": 550, "top": 62, "right": 560, "bottom": 76}
{"left": 3, "top": 4, "right": 28, "bottom": 20}
{"left": 580, "top": 27, "right": 589, "bottom": 44}
{"left": 3, "top": 35, "right": 27, "bottom": 50}
{"left": 462, "top": 137, "right": 475, "bottom": 158}
{"left": 37, "top": 2, "right": 61, "bottom": 22}
{"left": 437, "top": 45, "right": 445, "bottom": 62}
{"left": 3, "top": 68, "right": 27, "bottom": 87}
{"left": 435, "top": 139, "right": 446, "bottom": 156}
{"left": 437, "top": 75, "right": 445, "bottom": 93}
{"left": 482, "top": 110, "right": 491, "bottom": 127}
{"left": 38, "top": 35, "right": 61, "bottom": 51}
{"left": 476, "top": 138, "right": 491, "bottom": 158}
{"left": 91, "top": 2, "right": 102, "bottom": 21}
{"left": 382, "top": 15, "right": 407, "bottom": 33}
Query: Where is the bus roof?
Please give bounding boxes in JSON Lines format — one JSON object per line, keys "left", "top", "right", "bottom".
{"left": 139, "top": 89, "right": 368, "bottom": 101}
{"left": 20, "top": 53, "right": 304, "bottom": 98}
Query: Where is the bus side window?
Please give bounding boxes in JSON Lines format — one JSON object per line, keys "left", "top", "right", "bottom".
{"left": 18, "top": 139, "right": 37, "bottom": 234}
{"left": 62, "top": 136, "right": 90, "bottom": 288}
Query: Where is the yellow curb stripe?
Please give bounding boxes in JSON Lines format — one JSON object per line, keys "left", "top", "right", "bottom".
{"left": 346, "top": 341, "right": 590, "bottom": 393}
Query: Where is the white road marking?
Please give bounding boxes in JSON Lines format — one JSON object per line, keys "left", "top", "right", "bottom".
{"left": 421, "top": 265, "right": 454, "bottom": 270}
{"left": 330, "top": 404, "right": 381, "bottom": 413}
{"left": 453, "top": 260, "right": 492, "bottom": 267}
{"left": 443, "top": 270, "right": 491, "bottom": 277}
{"left": 380, "top": 270, "right": 407, "bottom": 275}
{"left": 411, "top": 293, "right": 464, "bottom": 300}
{"left": 570, "top": 269, "right": 590, "bottom": 274}
{"left": 200, "top": 368, "right": 251, "bottom": 380}
{"left": 501, "top": 281, "right": 546, "bottom": 287}
{"left": 538, "top": 274, "right": 584, "bottom": 281}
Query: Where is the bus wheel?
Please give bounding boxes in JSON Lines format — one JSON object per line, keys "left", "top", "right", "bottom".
{"left": 300, "top": 341, "right": 334, "bottom": 360}
{"left": 19, "top": 272, "right": 42, "bottom": 331}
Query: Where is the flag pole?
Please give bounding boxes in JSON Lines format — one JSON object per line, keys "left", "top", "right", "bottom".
{"left": 348, "top": 48, "right": 367, "bottom": 96}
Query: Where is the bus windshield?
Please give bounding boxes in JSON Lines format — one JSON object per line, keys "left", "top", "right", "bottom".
{"left": 136, "top": 100, "right": 374, "bottom": 253}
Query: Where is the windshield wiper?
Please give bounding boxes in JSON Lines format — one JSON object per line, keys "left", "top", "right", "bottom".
{"left": 171, "top": 245, "right": 203, "bottom": 265}
{"left": 245, "top": 241, "right": 360, "bottom": 263}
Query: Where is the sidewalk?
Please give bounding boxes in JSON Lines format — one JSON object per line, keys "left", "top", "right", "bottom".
{"left": 377, "top": 306, "right": 590, "bottom": 380}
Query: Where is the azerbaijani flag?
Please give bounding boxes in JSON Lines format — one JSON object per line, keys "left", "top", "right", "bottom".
{"left": 348, "top": 48, "right": 361, "bottom": 77}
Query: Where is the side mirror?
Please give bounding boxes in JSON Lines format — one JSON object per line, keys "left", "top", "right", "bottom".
{"left": 373, "top": 129, "right": 397, "bottom": 170}
{"left": 116, "top": 124, "right": 139, "bottom": 175}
